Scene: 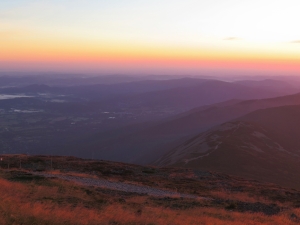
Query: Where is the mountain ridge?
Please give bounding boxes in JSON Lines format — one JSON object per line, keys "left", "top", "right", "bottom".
{"left": 154, "top": 104, "right": 300, "bottom": 189}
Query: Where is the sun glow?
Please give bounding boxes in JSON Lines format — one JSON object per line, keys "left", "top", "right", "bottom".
{"left": 0, "top": 0, "right": 300, "bottom": 74}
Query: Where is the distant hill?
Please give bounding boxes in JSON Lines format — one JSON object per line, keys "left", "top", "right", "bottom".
{"left": 233, "top": 79, "right": 299, "bottom": 94}
{"left": 0, "top": 78, "right": 210, "bottom": 99}
{"left": 105, "top": 79, "right": 296, "bottom": 111}
{"left": 2, "top": 77, "right": 300, "bottom": 167}
{"left": 146, "top": 92, "right": 300, "bottom": 137}
{"left": 90, "top": 92, "right": 300, "bottom": 165}
{"left": 1, "top": 78, "right": 298, "bottom": 109}
{"left": 155, "top": 105, "right": 300, "bottom": 189}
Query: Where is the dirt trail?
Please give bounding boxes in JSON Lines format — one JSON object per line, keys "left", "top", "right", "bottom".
{"left": 35, "top": 172, "right": 201, "bottom": 199}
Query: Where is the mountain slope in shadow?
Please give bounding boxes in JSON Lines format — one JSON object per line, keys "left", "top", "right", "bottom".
{"left": 155, "top": 105, "right": 300, "bottom": 189}
{"left": 124, "top": 92, "right": 300, "bottom": 164}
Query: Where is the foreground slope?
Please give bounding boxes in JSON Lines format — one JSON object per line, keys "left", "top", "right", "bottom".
{"left": 155, "top": 105, "right": 300, "bottom": 189}
{"left": 1, "top": 154, "right": 300, "bottom": 224}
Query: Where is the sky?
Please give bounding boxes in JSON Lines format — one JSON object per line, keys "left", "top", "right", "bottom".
{"left": 0, "top": 0, "right": 300, "bottom": 75}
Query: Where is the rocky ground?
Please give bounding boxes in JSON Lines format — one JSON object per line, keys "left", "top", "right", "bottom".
{"left": 2, "top": 154, "right": 300, "bottom": 220}
{"left": 34, "top": 172, "right": 200, "bottom": 199}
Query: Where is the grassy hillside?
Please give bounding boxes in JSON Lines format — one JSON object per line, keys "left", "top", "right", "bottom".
{"left": 0, "top": 155, "right": 300, "bottom": 224}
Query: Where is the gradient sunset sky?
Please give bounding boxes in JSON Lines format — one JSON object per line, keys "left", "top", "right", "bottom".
{"left": 1, "top": 0, "right": 300, "bottom": 75}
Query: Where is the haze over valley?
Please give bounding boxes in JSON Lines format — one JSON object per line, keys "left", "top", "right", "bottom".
{"left": 2, "top": 74, "right": 300, "bottom": 180}
{"left": 2, "top": 0, "right": 300, "bottom": 224}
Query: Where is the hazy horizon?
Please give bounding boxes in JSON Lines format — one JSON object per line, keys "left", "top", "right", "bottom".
{"left": 1, "top": 0, "right": 300, "bottom": 75}
{"left": 2, "top": 2, "right": 300, "bottom": 223}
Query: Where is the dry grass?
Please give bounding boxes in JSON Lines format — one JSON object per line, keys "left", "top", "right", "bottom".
{"left": 0, "top": 155, "right": 300, "bottom": 225}
{"left": 0, "top": 175, "right": 298, "bottom": 225}
{"left": 210, "top": 190, "right": 272, "bottom": 204}
{"left": 48, "top": 170, "right": 99, "bottom": 179}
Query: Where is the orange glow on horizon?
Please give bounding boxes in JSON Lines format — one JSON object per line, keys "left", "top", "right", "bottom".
{"left": 2, "top": 57, "right": 300, "bottom": 75}
{"left": 1, "top": 36, "right": 300, "bottom": 74}
{"left": 1, "top": 0, "right": 300, "bottom": 75}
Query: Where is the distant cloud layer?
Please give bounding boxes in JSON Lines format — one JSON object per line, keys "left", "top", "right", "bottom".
{"left": 290, "top": 40, "right": 300, "bottom": 43}
{"left": 223, "top": 37, "right": 241, "bottom": 41}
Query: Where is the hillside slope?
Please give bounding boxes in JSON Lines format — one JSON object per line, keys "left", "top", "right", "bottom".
{"left": 100, "top": 92, "right": 300, "bottom": 164}
{"left": 2, "top": 154, "right": 300, "bottom": 224}
{"left": 155, "top": 105, "right": 300, "bottom": 189}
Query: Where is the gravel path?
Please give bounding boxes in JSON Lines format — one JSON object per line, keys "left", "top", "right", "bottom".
{"left": 35, "top": 172, "right": 200, "bottom": 199}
